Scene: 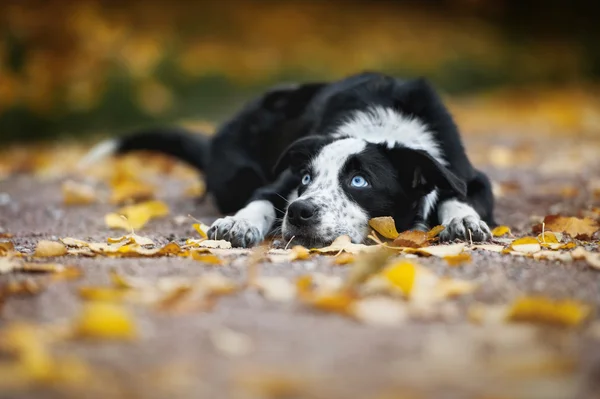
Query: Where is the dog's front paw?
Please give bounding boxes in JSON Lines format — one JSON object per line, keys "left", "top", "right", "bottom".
{"left": 439, "top": 216, "right": 492, "bottom": 242}
{"left": 207, "top": 216, "right": 264, "bottom": 248}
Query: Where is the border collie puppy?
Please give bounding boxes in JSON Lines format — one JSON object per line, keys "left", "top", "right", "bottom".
{"left": 81, "top": 72, "right": 496, "bottom": 247}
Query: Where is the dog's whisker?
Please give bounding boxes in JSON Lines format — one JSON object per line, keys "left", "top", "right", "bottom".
{"left": 275, "top": 193, "right": 291, "bottom": 204}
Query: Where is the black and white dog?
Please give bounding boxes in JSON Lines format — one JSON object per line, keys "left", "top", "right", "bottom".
{"left": 81, "top": 72, "right": 496, "bottom": 247}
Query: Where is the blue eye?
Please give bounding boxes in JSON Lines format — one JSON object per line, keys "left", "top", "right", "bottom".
{"left": 301, "top": 173, "right": 311, "bottom": 185}
{"left": 351, "top": 175, "right": 369, "bottom": 188}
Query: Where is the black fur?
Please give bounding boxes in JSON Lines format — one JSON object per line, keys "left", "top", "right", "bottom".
{"left": 107, "top": 72, "right": 496, "bottom": 244}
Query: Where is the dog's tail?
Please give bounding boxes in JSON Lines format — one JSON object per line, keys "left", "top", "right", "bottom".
{"left": 78, "top": 127, "right": 210, "bottom": 171}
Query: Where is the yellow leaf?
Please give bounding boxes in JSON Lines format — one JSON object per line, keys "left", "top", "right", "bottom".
{"left": 427, "top": 225, "right": 445, "bottom": 238}
{"left": 537, "top": 231, "right": 559, "bottom": 244}
{"left": 0, "top": 257, "right": 21, "bottom": 273}
{"left": 368, "top": 216, "right": 400, "bottom": 239}
{"left": 510, "top": 237, "right": 541, "bottom": 253}
{"left": 184, "top": 180, "right": 206, "bottom": 198}
{"left": 572, "top": 247, "right": 600, "bottom": 270}
{"left": 333, "top": 252, "right": 355, "bottom": 265}
{"left": 109, "top": 180, "right": 155, "bottom": 205}
{"left": 310, "top": 235, "right": 374, "bottom": 254}
{"left": 74, "top": 302, "right": 137, "bottom": 339}
{"left": 193, "top": 223, "right": 208, "bottom": 239}
{"left": 107, "top": 233, "right": 154, "bottom": 246}
{"left": 492, "top": 225, "right": 512, "bottom": 237}
{"left": 105, "top": 200, "right": 169, "bottom": 230}
{"left": 290, "top": 245, "right": 310, "bottom": 261}
{"left": 60, "top": 237, "right": 90, "bottom": 248}
{"left": 190, "top": 252, "right": 223, "bottom": 265}
{"left": 34, "top": 240, "right": 68, "bottom": 257}
{"left": 78, "top": 286, "right": 127, "bottom": 302}
{"left": 506, "top": 296, "right": 592, "bottom": 327}
{"left": 412, "top": 243, "right": 466, "bottom": 257}
{"left": 381, "top": 261, "right": 418, "bottom": 297}
{"left": 443, "top": 252, "right": 472, "bottom": 266}
{"left": 310, "top": 291, "right": 354, "bottom": 314}
{"left": 62, "top": 180, "right": 96, "bottom": 206}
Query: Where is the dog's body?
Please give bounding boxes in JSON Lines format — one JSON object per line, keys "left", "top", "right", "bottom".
{"left": 82, "top": 72, "right": 496, "bottom": 247}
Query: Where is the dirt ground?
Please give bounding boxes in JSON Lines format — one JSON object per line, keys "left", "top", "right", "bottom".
{"left": 1, "top": 133, "right": 600, "bottom": 399}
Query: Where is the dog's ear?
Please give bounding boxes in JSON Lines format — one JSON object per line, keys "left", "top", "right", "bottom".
{"left": 380, "top": 145, "right": 466, "bottom": 199}
{"left": 262, "top": 83, "right": 326, "bottom": 118}
{"left": 272, "top": 135, "right": 333, "bottom": 176}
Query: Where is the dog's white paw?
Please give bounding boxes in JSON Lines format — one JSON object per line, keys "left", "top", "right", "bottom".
{"left": 207, "top": 216, "right": 264, "bottom": 248}
{"left": 439, "top": 216, "right": 492, "bottom": 242}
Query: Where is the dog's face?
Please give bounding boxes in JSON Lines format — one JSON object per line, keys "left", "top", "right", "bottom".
{"left": 274, "top": 135, "right": 465, "bottom": 247}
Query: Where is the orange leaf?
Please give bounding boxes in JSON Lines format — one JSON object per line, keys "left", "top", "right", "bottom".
{"left": 393, "top": 230, "right": 429, "bottom": 248}
{"left": 427, "top": 225, "right": 445, "bottom": 238}
{"left": 190, "top": 252, "right": 223, "bottom": 265}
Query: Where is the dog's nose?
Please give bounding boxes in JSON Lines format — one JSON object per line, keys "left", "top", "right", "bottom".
{"left": 287, "top": 201, "right": 318, "bottom": 226}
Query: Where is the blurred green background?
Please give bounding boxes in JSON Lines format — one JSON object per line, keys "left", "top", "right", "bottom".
{"left": 1, "top": 0, "right": 598, "bottom": 142}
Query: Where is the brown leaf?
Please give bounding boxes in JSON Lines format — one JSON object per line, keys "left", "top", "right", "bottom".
{"left": 368, "top": 216, "right": 399, "bottom": 239}
{"left": 427, "top": 225, "right": 445, "bottom": 238}
{"left": 533, "top": 215, "right": 599, "bottom": 240}
{"left": 34, "top": 241, "right": 68, "bottom": 257}
{"left": 0, "top": 241, "right": 15, "bottom": 256}
{"left": 393, "top": 230, "right": 429, "bottom": 248}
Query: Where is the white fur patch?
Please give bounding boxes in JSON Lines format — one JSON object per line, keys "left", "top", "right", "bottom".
{"left": 334, "top": 106, "right": 445, "bottom": 222}
{"left": 78, "top": 139, "right": 118, "bottom": 169}
{"left": 283, "top": 138, "right": 370, "bottom": 243}
{"left": 421, "top": 189, "right": 439, "bottom": 221}
{"left": 334, "top": 106, "right": 447, "bottom": 165}
{"left": 437, "top": 199, "right": 479, "bottom": 225}
{"left": 234, "top": 200, "right": 276, "bottom": 236}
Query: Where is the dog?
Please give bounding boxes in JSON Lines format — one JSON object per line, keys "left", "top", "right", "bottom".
{"left": 80, "top": 72, "right": 496, "bottom": 248}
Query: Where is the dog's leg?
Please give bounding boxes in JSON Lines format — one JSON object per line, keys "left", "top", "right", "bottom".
{"left": 207, "top": 170, "right": 299, "bottom": 247}
{"left": 437, "top": 198, "right": 492, "bottom": 242}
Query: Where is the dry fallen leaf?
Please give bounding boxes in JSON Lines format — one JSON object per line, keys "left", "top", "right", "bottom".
{"left": 333, "top": 252, "right": 355, "bottom": 265}
{"left": 310, "top": 235, "right": 374, "bottom": 254}
{"left": 189, "top": 252, "right": 223, "bottom": 265}
{"left": 192, "top": 223, "right": 209, "bottom": 238}
{"left": 0, "top": 240, "right": 15, "bottom": 255}
{"left": 62, "top": 180, "right": 97, "bottom": 206}
{"left": 506, "top": 296, "right": 592, "bottom": 327}
{"left": 105, "top": 200, "right": 169, "bottom": 230}
{"left": 393, "top": 230, "right": 429, "bottom": 248}
{"left": 186, "top": 239, "right": 232, "bottom": 249}
{"left": 443, "top": 252, "right": 472, "bottom": 266}
{"left": 492, "top": 225, "right": 512, "bottom": 237}
{"left": 350, "top": 297, "right": 407, "bottom": 326}
{"left": 510, "top": 237, "right": 541, "bottom": 254}
{"left": 533, "top": 215, "right": 599, "bottom": 240}
{"left": 571, "top": 247, "right": 600, "bottom": 270}
{"left": 0, "top": 257, "right": 20, "bottom": 273}
{"left": 34, "top": 240, "right": 68, "bottom": 257}
{"left": 410, "top": 243, "right": 467, "bottom": 257}
{"left": 74, "top": 302, "right": 137, "bottom": 340}
{"left": 110, "top": 179, "right": 155, "bottom": 204}
{"left": 254, "top": 276, "right": 296, "bottom": 302}
{"left": 368, "top": 216, "right": 400, "bottom": 239}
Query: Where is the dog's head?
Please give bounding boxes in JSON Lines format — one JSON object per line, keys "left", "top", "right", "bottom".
{"left": 273, "top": 134, "right": 466, "bottom": 247}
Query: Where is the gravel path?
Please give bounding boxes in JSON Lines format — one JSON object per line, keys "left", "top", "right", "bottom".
{"left": 0, "top": 134, "right": 599, "bottom": 399}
